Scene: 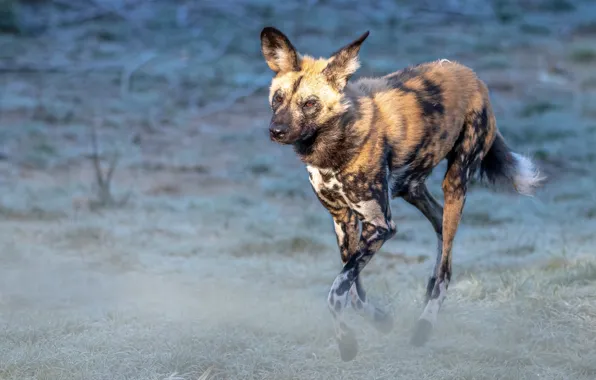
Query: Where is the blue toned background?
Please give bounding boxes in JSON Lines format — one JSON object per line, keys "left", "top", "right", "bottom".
{"left": 1, "top": 1, "right": 596, "bottom": 379}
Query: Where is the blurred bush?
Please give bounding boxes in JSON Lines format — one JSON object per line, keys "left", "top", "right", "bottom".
{"left": 0, "top": 0, "right": 48, "bottom": 34}
{"left": 0, "top": 0, "right": 18, "bottom": 33}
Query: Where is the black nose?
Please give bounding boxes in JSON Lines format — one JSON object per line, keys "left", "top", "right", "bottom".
{"left": 269, "top": 124, "right": 288, "bottom": 140}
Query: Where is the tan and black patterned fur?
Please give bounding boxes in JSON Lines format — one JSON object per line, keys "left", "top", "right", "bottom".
{"left": 260, "top": 27, "right": 544, "bottom": 361}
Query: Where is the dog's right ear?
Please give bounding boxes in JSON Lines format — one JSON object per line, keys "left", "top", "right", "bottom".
{"left": 260, "top": 27, "right": 301, "bottom": 74}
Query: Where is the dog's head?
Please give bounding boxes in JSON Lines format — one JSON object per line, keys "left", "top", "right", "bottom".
{"left": 260, "top": 27, "right": 369, "bottom": 145}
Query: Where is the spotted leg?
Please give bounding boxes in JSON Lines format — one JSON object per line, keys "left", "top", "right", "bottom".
{"left": 402, "top": 184, "right": 444, "bottom": 304}
{"left": 332, "top": 209, "right": 394, "bottom": 335}
{"left": 328, "top": 202, "right": 396, "bottom": 361}
{"left": 348, "top": 276, "right": 394, "bottom": 334}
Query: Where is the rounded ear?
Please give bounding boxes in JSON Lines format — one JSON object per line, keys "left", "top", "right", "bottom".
{"left": 323, "top": 31, "right": 370, "bottom": 89}
{"left": 260, "top": 27, "right": 301, "bottom": 74}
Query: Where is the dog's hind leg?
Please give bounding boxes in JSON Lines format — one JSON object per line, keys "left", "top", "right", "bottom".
{"left": 410, "top": 100, "right": 492, "bottom": 347}
{"left": 402, "top": 183, "right": 444, "bottom": 303}
{"left": 410, "top": 157, "right": 467, "bottom": 347}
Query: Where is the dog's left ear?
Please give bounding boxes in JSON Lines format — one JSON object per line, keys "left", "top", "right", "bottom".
{"left": 323, "top": 31, "right": 369, "bottom": 89}
{"left": 260, "top": 27, "right": 301, "bottom": 74}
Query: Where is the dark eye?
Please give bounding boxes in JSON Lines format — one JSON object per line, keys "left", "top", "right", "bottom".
{"left": 274, "top": 94, "right": 283, "bottom": 104}
{"left": 303, "top": 100, "right": 317, "bottom": 109}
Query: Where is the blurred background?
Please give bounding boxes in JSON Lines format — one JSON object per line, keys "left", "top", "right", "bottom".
{"left": 1, "top": 1, "right": 596, "bottom": 379}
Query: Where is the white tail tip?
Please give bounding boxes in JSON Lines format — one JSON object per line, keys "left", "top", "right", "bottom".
{"left": 511, "top": 153, "right": 545, "bottom": 196}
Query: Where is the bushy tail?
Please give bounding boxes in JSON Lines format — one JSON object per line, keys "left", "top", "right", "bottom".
{"left": 480, "top": 132, "right": 545, "bottom": 196}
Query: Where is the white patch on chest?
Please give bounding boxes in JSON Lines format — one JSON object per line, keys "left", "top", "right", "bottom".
{"left": 307, "top": 166, "right": 390, "bottom": 225}
{"left": 306, "top": 166, "right": 347, "bottom": 207}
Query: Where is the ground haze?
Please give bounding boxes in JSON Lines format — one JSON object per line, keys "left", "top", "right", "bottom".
{"left": 1, "top": 1, "right": 596, "bottom": 379}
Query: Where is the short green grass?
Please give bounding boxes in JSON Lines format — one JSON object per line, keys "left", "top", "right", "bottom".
{"left": 231, "top": 235, "right": 330, "bottom": 257}
{"left": 518, "top": 101, "right": 561, "bottom": 118}
{"left": 462, "top": 211, "right": 513, "bottom": 226}
{"left": 570, "top": 47, "right": 596, "bottom": 64}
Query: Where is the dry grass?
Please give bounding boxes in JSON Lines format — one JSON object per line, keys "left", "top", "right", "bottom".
{"left": 2, "top": 254, "right": 596, "bottom": 380}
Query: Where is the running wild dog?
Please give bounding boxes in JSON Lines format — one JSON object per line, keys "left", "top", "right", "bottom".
{"left": 260, "top": 27, "right": 544, "bottom": 361}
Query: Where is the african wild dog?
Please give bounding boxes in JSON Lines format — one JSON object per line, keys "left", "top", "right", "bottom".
{"left": 260, "top": 27, "right": 544, "bottom": 361}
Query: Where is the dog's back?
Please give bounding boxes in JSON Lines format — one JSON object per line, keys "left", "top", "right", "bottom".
{"left": 344, "top": 60, "right": 497, "bottom": 196}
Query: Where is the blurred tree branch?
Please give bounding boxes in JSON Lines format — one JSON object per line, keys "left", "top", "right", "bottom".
{"left": 88, "top": 117, "right": 131, "bottom": 210}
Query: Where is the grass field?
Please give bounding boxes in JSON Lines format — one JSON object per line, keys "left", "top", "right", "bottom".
{"left": 1, "top": 1, "right": 596, "bottom": 379}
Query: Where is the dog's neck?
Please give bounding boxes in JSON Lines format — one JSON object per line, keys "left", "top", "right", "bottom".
{"left": 293, "top": 105, "right": 361, "bottom": 171}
